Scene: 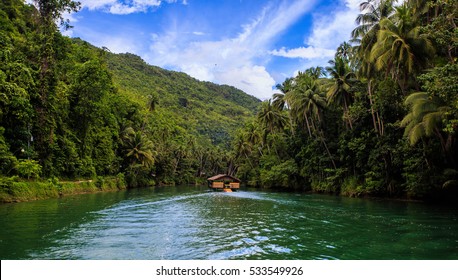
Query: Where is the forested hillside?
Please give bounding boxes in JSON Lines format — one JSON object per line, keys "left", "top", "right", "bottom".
{"left": 0, "top": 0, "right": 259, "bottom": 189}
{"left": 105, "top": 51, "right": 259, "bottom": 146}
{"left": 230, "top": 0, "right": 458, "bottom": 200}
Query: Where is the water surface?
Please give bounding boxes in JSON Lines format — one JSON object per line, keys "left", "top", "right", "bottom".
{"left": 1, "top": 186, "right": 457, "bottom": 259}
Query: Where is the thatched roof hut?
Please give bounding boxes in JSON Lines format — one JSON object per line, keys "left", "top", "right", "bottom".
{"left": 207, "top": 174, "right": 240, "bottom": 191}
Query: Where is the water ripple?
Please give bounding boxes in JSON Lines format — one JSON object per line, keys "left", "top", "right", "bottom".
{"left": 6, "top": 187, "right": 456, "bottom": 260}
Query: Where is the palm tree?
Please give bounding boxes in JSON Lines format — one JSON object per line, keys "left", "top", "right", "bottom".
{"left": 352, "top": 0, "right": 396, "bottom": 61}
{"left": 287, "top": 73, "right": 326, "bottom": 134}
{"left": 257, "top": 100, "right": 287, "bottom": 147}
{"left": 141, "top": 94, "right": 159, "bottom": 132}
{"left": 121, "top": 127, "right": 155, "bottom": 170}
{"left": 305, "top": 66, "right": 326, "bottom": 80}
{"left": 351, "top": 0, "right": 396, "bottom": 79}
{"left": 351, "top": 1, "right": 396, "bottom": 135}
{"left": 257, "top": 100, "right": 287, "bottom": 155}
{"left": 273, "top": 77, "right": 293, "bottom": 110}
{"left": 244, "top": 121, "right": 262, "bottom": 147}
{"left": 336, "top": 42, "right": 354, "bottom": 62}
{"left": 286, "top": 72, "right": 336, "bottom": 169}
{"left": 147, "top": 94, "right": 159, "bottom": 112}
{"left": 401, "top": 92, "right": 450, "bottom": 144}
{"left": 233, "top": 130, "right": 255, "bottom": 167}
{"left": 370, "top": 5, "right": 435, "bottom": 92}
{"left": 325, "top": 56, "right": 356, "bottom": 129}
{"left": 401, "top": 91, "right": 455, "bottom": 166}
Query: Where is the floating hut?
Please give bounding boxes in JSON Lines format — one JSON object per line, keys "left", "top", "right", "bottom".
{"left": 207, "top": 174, "right": 240, "bottom": 192}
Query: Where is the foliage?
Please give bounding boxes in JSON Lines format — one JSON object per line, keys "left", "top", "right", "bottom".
{"left": 229, "top": 0, "right": 457, "bottom": 201}
{"left": 1, "top": 0, "right": 457, "bottom": 202}
{"left": 16, "top": 159, "right": 42, "bottom": 179}
{"left": 0, "top": 175, "right": 125, "bottom": 202}
{"left": 0, "top": 0, "right": 259, "bottom": 188}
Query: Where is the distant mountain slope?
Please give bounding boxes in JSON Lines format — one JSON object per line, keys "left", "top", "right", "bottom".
{"left": 0, "top": 0, "right": 260, "bottom": 184}
{"left": 105, "top": 52, "right": 260, "bottom": 145}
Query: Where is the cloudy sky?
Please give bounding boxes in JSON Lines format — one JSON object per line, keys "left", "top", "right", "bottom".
{"left": 63, "top": 0, "right": 362, "bottom": 100}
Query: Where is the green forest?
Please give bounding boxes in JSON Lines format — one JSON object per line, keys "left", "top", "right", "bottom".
{"left": 1, "top": 0, "right": 457, "bottom": 202}
{"left": 232, "top": 0, "right": 458, "bottom": 200}
{"left": 0, "top": 0, "right": 259, "bottom": 201}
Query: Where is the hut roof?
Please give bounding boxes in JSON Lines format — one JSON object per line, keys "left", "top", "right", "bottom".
{"left": 207, "top": 174, "right": 241, "bottom": 182}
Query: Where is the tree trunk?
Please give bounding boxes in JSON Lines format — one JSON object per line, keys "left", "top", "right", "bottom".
{"left": 304, "top": 114, "right": 312, "bottom": 137}
{"left": 343, "top": 98, "right": 353, "bottom": 130}
{"left": 318, "top": 130, "right": 336, "bottom": 170}
{"left": 367, "top": 80, "right": 379, "bottom": 135}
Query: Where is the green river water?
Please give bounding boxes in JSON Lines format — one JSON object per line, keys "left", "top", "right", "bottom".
{"left": 0, "top": 186, "right": 457, "bottom": 260}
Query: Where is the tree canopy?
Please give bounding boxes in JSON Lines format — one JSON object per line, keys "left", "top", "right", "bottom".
{"left": 230, "top": 0, "right": 457, "bottom": 200}
{"left": 0, "top": 0, "right": 259, "bottom": 187}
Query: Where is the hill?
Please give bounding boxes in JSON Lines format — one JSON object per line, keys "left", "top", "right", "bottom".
{"left": 105, "top": 51, "right": 260, "bottom": 146}
{"left": 0, "top": 0, "right": 260, "bottom": 187}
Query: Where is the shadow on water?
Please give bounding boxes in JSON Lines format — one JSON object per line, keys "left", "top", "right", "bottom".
{"left": 1, "top": 186, "right": 457, "bottom": 260}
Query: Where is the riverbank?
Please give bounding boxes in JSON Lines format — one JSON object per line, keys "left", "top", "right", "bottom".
{"left": 244, "top": 178, "right": 458, "bottom": 203}
{"left": 2, "top": 174, "right": 456, "bottom": 204}
{"left": 0, "top": 174, "right": 127, "bottom": 203}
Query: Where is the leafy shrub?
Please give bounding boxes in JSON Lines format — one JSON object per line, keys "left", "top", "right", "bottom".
{"left": 16, "top": 159, "right": 42, "bottom": 179}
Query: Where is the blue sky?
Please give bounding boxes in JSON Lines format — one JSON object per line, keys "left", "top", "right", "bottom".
{"left": 61, "top": 0, "right": 362, "bottom": 100}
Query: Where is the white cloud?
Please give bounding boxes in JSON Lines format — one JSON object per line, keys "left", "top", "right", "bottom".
{"left": 216, "top": 66, "right": 277, "bottom": 101}
{"left": 108, "top": 3, "right": 146, "bottom": 14}
{"left": 270, "top": 46, "right": 335, "bottom": 59}
{"left": 144, "top": 0, "right": 317, "bottom": 100}
{"left": 99, "top": 36, "right": 142, "bottom": 54}
{"left": 181, "top": 64, "right": 214, "bottom": 82}
{"left": 79, "top": 0, "right": 182, "bottom": 14}
{"left": 75, "top": 27, "right": 143, "bottom": 54}
{"left": 306, "top": 0, "right": 360, "bottom": 50}
{"left": 277, "top": 0, "right": 361, "bottom": 78}
{"left": 80, "top": 0, "right": 118, "bottom": 10}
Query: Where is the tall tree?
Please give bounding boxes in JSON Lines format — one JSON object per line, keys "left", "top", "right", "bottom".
{"left": 31, "top": 0, "right": 80, "bottom": 174}
{"left": 257, "top": 100, "right": 287, "bottom": 148}
{"left": 351, "top": 1, "right": 401, "bottom": 136}
{"left": 370, "top": 4, "right": 435, "bottom": 92}
{"left": 121, "top": 127, "right": 155, "bottom": 170}
{"left": 287, "top": 72, "right": 326, "bottom": 133}
{"left": 352, "top": 0, "right": 396, "bottom": 68}
{"left": 273, "top": 77, "right": 294, "bottom": 110}
{"left": 286, "top": 72, "right": 336, "bottom": 169}
{"left": 325, "top": 56, "right": 356, "bottom": 129}
{"left": 402, "top": 92, "right": 448, "bottom": 145}
{"left": 402, "top": 62, "right": 458, "bottom": 166}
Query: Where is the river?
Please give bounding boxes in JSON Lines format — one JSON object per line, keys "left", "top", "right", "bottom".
{"left": 0, "top": 185, "right": 457, "bottom": 260}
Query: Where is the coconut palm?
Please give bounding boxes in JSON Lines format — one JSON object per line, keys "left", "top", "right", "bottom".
{"left": 273, "top": 77, "right": 294, "bottom": 110}
{"left": 305, "top": 66, "right": 326, "bottom": 80}
{"left": 352, "top": 0, "right": 396, "bottom": 55}
{"left": 351, "top": 1, "right": 396, "bottom": 134}
{"left": 370, "top": 5, "right": 435, "bottom": 91}
{"left": 244, "top": 121, "right": 262, "bottom": 147}
{"left": 401, "top": 91, "right": 456, "bottom": 167}
{"left": 351, "top": 0, "right": 396, "bottom": 79}
{"left": 257, "top": 99, "right": 288, "bottom": 147}
{"left": 401, "top": 92, "right": 450, "bottom": 146}
{"left": 285, "top": 72, "right": 336, "bottom": 169}
{"left": 336, "top": 42, "right": 354, "bottom": 62}
{"left": 287, "top": 73, "right": 326, "bottom": 135}
{"left": 325, "top": 56, "right": 356, "bottom": 129}
{"left": 121, "top": 127, "right": 155, "bottom": 170}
